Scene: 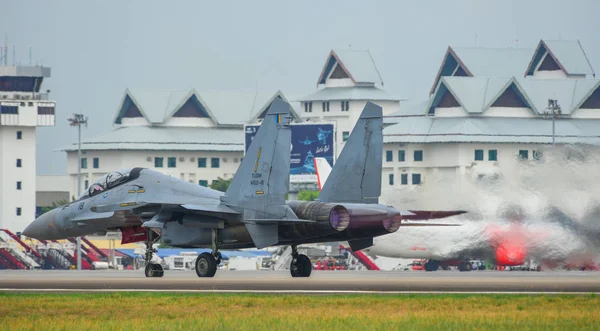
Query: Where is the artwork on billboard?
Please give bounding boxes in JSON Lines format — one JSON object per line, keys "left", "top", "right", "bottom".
{"left": 245, "top": 123, "right": 335, "bottom": 183}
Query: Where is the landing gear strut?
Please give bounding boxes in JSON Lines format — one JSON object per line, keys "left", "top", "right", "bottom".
{"left": 195, "top": 228, "right": 220, "bottom": 278}
{"left": 144, "top": 229, "right": 163, "bottom": 278}
{"left": 290, "top": 245, "right": 312, "bottom": 277}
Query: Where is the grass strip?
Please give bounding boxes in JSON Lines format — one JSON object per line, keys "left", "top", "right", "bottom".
{"left": 0, "top": 292, "right": 598, "bottom": 330}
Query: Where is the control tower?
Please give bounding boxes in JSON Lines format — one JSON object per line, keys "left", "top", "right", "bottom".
{"left": 0, "top": 65, "right": 55, "bottom": 232}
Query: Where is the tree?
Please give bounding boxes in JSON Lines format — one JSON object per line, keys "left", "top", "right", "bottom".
{"left": 41, "top": 199, "right": 70, "bottom": 214}
{"left": 210, "top": 177, "right": 232, "bottom": 192}
{"left": 297, "top": 190, "right": 319, "bottom": 201}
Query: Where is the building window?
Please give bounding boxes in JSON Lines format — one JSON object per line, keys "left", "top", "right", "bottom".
{"left": 154, "top": 157, "right": 164, "bottom": 168}
{"left": 412, "top": 173, "right": 422, "bottom": 185}
{"left": 322, "top": 101, "right": 330, "bottom": 112}
{"left": 401, "top": 174, "right": 408, "bottom": 185}
{"left": 198, "top": 157, "right": 207, "bottom": 168}
{"left": 199, "top": 180, "right": 208, "bottom": 187}
{"left": 341, "top": 101, "right": 350, "bottom": 112}
{"left": 84, "top": 180, "right": 89, "bottom": 189}
{"left": 16, "top": 207, "right": 22, "bottom": 216}
{"left": 519, "top": 150, "right": 529, "bottom": 160}
{"left": 533, "top": 150, "right": 543, "bottom": 160}
{"left": 81, "top": 158, "right": 87, "bottom": 169}
{"left": 211, "top": 157, "right": 220, "bottom": 168}
{"left": 16, "top": 181, "right": 21, "bottom": 190}
{"left": 93, "top": 157, "right": 99, "bottom": 168}
{"left": 398, "top": 150, "right": 405, "bottom": 162}
{"left": 304, "top": 102, "right": 313, "bottom": 113}
{"left": 474, "top": 149, "right": 484, "bottom": 161}
{"left": 1, "top": 106, "right": 18, "bottom": 114}
{"left": 16, "top": 131, "right": 22, "bottom": 140}
{"left": 385, "top": 150, "right": 393, "bottom": 162}
{"left": 342, "top": 131, "right": 350, "bottom": 142}
{"left": 489, "top": 150, "right": 498, "bottom": 161}
{"left": 168, "top": 157, "right": 177, "bottom": 168}
{"left": 16, "top": 159, "right": 22, "bottom": 167}
{"left": 388, "top": 174, "right": 394, "bottom": 185}
{"left": 414, "top": 150, "right": 423, "bottom": 162}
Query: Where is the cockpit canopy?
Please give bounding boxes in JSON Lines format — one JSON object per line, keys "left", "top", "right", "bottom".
{"left": 79, "top": 168, "right": 143, "bottom": 199}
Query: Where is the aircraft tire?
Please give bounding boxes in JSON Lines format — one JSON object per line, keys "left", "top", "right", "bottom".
{"left": 195, "top": 252, "right": 217, "bottom": 278}
{"left": 145, "top": 263, "right": 164, "bottom": 277}
{"left": 290, "top": 254, "right": 312, "bottom": 277}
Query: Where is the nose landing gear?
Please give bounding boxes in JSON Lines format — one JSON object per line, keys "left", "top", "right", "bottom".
{"left": 143, "top": 229, "right": 163, "bottom": 278}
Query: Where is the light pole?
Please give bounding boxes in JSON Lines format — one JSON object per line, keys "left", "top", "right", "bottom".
{"left": 543, "top": 99, "right": 561, "bottom": 146}
{"left": 68, "top": 113, "right": 88, "bottom": 270}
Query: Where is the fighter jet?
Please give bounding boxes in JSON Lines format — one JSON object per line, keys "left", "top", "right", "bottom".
{"left": 23, "top": 99, "right": 462, "bottom": 278}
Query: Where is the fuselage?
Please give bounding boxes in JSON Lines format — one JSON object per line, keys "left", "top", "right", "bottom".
{"left": 24, "top": 167, "right": 400, "bottom": 249}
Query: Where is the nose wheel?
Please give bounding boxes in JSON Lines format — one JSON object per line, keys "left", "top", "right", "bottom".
{"left": 145, "top": 263, "right": 164, "bottom": 277}
{"left": 290, "top": 245, "right": 312, "bottom": 277}
{"left": 143, "top": 228, "right": 163, "bottom": 278}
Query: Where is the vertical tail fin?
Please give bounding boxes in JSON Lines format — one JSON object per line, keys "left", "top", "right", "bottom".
{"left": 222, "top": 98, "right": 292, "bottom": 211}
{"left": 319, "top": 102, "right": 383, "bottom": 204}
{"left": 221, "top": 98, "right": 293, "bottom": 249}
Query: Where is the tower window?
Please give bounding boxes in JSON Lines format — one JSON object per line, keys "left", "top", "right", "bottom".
{"left": 16, "top": 131, "right": 22, "bottom": 140}
{"left": 16, "top": 159, "right": 22, "bottom": 167}
{"left": 93, "top": 157, "right": 99, "bottom": 168}
{"left": 154, "top": 157, "right": 164, "bottom": 168}
{"left": 489, "top": 150, "right": 498, "bottom": 161}
{"left": 388, "top": 174, "right": 394, "bottom": 185}
{"left": 398, "top": 150, "right": 405, "bottom": 162}
{"left": 81, "top": 158, "right": 87, "bottom": 169}
{"left": 198, "top": 158, "right": 207, "bottom": 168}
{"left": 16, "top": 207, "right": 22, "bottom": 216}
{"left": 211, "top": 158, "right": 220, "bottom": 168}
{"left": 168, "top": 157, "right": 177, "bottom": 168}
{"left": 322, "top": 102, "right": 330, "bottom": 112}
{"left": 16, "top": 181, "right": 22, "bottom": 190}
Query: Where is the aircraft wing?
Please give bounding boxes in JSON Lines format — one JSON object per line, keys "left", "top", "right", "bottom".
{"left": 86, "top": 200, "right": 240, "bottom": 223}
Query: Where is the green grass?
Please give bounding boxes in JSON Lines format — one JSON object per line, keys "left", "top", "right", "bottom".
{"left": 0, "top": 293, "right": 598, "bottom": 330}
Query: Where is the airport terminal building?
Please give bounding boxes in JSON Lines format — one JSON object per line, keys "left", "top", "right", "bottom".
{"left": 57, "top": 41, "right": 600, "bottom": 206}
{"left": 60, "top": 49, "right": 401, "bottom": 200}
{"left": 60, "top": 89, "right": 301, "bottom": 199}
{"left": 382, "top": 39, "right": 600, "bottom": 195}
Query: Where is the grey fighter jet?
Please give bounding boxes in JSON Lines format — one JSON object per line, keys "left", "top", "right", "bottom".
{"left": 23, "top": 99, "right": 464, "bottom": 278}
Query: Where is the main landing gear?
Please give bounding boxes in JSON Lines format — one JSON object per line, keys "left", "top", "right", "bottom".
{"left": 195, "top": 228, "right": 221, "bottom": 278}
{"left": 144, "top": 229, "right": 164, "bottom": 278}
{"left": 290, "top": 245, "right": 312, "bottom": 277}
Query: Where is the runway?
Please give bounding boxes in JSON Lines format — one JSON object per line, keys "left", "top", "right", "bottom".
{"left": 1, "top": 270, "right": 600, "bottom": 294}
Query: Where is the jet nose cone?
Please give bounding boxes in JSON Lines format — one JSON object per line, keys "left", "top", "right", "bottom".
{"left": 23, "top": 209, "right": 58, "bottom": 240}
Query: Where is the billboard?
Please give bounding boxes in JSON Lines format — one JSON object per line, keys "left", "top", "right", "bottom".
{"left": 244, "top": 122, "right": 335, "bottom": 183}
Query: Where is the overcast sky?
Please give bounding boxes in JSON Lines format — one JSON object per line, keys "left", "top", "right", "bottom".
{"left": 2, "top": 0, "right": 599, "bottom": 175}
